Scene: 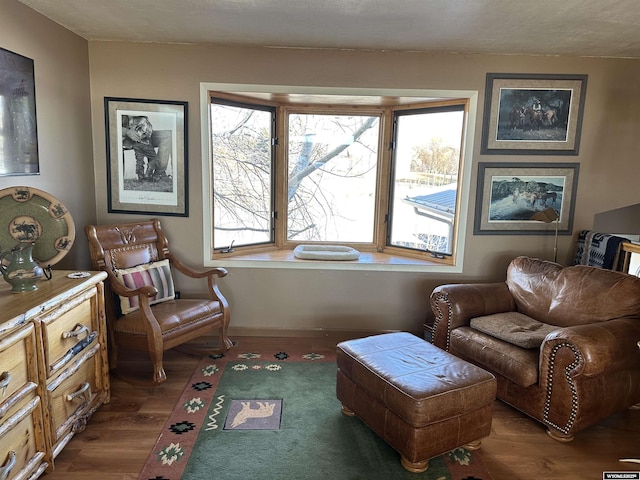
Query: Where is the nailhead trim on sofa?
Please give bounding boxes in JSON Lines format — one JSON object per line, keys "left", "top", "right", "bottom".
{"left": 543, "top": 342, "right": 582, "bottom": 436}
{"left": 431, "top": 292, "right": 452, "bottom": 351}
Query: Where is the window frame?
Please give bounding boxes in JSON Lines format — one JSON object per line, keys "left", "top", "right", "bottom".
{"left": 280, "top": 105, "right": 386, "bottom": 250}
{"left": 210, "top": 95, "right": 278, "bottom": 251}
{"left": 386, "top": 101, "right": 468, "bottom": 260}
{"left": 201, "top": 83, "right": 478, "bottom": 272}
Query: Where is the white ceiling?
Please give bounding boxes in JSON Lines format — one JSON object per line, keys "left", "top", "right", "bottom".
{"left": 17, "top": 0, "right": 640, "bottom": 59}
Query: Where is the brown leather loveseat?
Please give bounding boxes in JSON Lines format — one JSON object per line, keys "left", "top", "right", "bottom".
{"left": 430, "top": 256, "right": 640, "bottom": 441}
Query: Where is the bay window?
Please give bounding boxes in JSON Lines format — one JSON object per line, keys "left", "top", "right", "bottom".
{"left": 203, "top": 86, "right": 474, "bottom": 268}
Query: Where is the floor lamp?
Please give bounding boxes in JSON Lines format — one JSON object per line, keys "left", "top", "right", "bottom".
{"left": 531, "top": 207, "right": 559, "bottom": 263}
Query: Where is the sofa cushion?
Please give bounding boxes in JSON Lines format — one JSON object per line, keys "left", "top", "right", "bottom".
{"left": 450, "top": 327, "right": 540, "bottom": 388}
{"left": 470, "top": 311, "right": 557, "bottom": 349}
{"left": 114, "top": 259, "right": 175, "bottom": 314}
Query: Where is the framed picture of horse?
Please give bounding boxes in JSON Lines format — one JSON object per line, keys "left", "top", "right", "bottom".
{"left": 474, "top": 162, "right": 579, "bottom": 235}
{"left": 480, "top": 73, "right": 588, "bottom": 155}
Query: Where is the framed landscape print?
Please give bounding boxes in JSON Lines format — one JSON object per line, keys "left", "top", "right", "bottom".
{"left": 481, "top": 73, "right": 587, "bottom": 155}
{"left": 105, "top": 97, "right": 188, "bottom": 216}
{"left": 0, "top": 47, "right": 39, "bottom": 176}
{"left": 474, "top": 162, "right": 579, "bottom": 235}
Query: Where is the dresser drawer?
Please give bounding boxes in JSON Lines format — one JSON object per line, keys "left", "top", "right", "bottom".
{"left": 0, "top": 324, "right": 39, "bottom": 423}
{"left": 38, "top": 287, "right": 100, "bottom": 379}
{"left": 0, "top": 396, "right": 47, "bottom": 480}
{"left": 46, "top": 343, "right": 103, "bottom": 448}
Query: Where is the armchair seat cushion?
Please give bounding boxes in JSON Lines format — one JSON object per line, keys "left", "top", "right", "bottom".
{"left": 114, "top": 298, "right": 223, "bottom": 337}
{"left": 470, "top": 311, "right": 557, "bottom": 348}
{"left": 451, "top": 327, "right": 540, "bottom": 388}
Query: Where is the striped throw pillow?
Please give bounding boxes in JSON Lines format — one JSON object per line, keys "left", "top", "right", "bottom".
{"left": 114, "top": 259, "right": 175, "bottom": 314}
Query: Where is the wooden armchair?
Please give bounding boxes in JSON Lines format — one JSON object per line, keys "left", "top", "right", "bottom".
{"left": 85, "top": 218, "right": 232, "bottom": 384}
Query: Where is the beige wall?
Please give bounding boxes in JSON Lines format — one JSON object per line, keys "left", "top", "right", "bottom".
{"left": 2, "top": 1, "right": 638, "bottom": 334}
{"left": 86, "top": 42, "right": 639, "bottom": 333}
{"left": 0, "top": 0, "right": 95, "bottom": 269}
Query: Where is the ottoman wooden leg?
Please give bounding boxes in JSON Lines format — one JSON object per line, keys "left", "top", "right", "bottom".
{"left": 341, "top": 404, "right": 355, "bottom": 416}
{"left": 401, "top": 456, "right": 428, "bottom": 473}
{"left": 463, "top": 439, "right": 482, "bottom": 450}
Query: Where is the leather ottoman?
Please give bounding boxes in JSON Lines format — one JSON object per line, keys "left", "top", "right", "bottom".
{"left": 336, "top": 332, "right": 496, "bottom": 473}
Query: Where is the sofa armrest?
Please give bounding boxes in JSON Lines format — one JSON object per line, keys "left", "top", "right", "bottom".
{"left": 541, "top": 318, "right": 640, "bottom": 379}
{"left": 430, "top": 283, "right": 516, "bottom": 350}
{"left": 538, "top": 318, "right": 640, "bottom": 439}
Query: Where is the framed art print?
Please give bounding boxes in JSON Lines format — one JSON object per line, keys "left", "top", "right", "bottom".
{"left": 105, "top": 97, "right": 188, "bottom": 216}
{"left": 481, "top": 73, "right": 587, "bottom": 155}
{"left": 0, "top": 47, "right": 39, "bottom": 176}
{"left": 474, "top": 162, "right": 579, "bottom": 235}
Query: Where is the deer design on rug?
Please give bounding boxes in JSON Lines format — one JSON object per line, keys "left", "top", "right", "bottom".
{"left": 230, "top": 401, "right": 276, "bottom": 428}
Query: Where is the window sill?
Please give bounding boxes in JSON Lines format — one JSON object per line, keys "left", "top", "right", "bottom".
{"left": 206, "top": 250, "right": 462, "bottom": 273}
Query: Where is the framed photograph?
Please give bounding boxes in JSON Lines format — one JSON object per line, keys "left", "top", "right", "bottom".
{"left": 474, "top": 162, "right": 579, "bottom": 235}
{"left": 105, "top": 97, "right": 188, "bottom": 216}
{"left": 481, "top": 73, "right": 587, "bottom": 155}
{"left": 0, "top": 47, "right": 39, "bottom": 176}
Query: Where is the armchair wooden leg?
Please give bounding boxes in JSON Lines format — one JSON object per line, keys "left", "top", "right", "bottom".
{"left": 220, "top": 329, "right": 234, "bottom": 350}
{"left": 149, "top": 338, "right": 167, "bottom": 384}
{"left": 151, "top": 362, "right": 167, "bottom": 384}
{"left": 212, "top": 319, "right": 233, "bottom": 352}
{"left": 153, "top": 365, "right": 167, "bottom": 385}
{"left": 547, "top": 428, "right": 574, "bottom": 442}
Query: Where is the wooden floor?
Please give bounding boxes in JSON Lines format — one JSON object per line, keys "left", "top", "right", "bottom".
{"left": 43, "top": 335, "right": 640, "bottom": 480}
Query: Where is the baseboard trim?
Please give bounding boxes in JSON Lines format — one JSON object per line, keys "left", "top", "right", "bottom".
{"left": 227, "top": 326, "right": 421, "bottom": 340}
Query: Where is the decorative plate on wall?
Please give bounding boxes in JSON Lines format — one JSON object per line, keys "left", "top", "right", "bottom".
{"left": 0, "top": 186, "right": 75, "bottom": 266}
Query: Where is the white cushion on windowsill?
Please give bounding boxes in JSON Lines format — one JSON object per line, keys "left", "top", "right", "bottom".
{"left": 293, "top": 244, "right": 360, "bottom": 261}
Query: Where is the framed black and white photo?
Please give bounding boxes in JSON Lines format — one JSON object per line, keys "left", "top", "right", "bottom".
{"left": 481, "top": 73, "right": 587, "bottom": 155}
{"left": 474, "top": 162, "right": 579, "bottom": 235}
{"left": 105, "top": 97, "right": 188, "bottom": 216}
{"left": 0, "top": 47, "right": 39, "bottom": 176}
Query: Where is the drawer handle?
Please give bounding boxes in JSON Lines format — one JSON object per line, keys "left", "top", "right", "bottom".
{"left": 0, "top": 372, "right": 10, "bottom": 399}
{"left": 62, "top": 323, "right": 90, "bottom": 340}
{"left": 69, "top": 331, "right": 97, "bottom": 358}
{"left": 49, "top": 331, "right": 97, "bottom": 373}
{"left": 66, "top": 382, "right": 92, "bottom": 403}
{"left": 0, "top": 451, "right": 16, "bottom": 480}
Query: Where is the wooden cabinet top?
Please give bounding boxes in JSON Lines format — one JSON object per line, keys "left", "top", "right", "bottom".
{"left": 0, "top": 270, "right": 107, "bottom": 335}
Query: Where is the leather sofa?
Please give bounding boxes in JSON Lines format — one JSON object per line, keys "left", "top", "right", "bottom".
{"left": 430, "top": 256, "right": 640, "bottom": 441}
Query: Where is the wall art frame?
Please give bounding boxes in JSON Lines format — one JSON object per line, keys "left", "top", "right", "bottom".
{"left": 481, "top": 73, "right": 587, "bottom": 155}
{"left": 474, "top": 162, "right": 579, "bottom": 235}
{"left": 0, "top": 47, "right": 39, "bottom": 176}
{"left": 105, "top": 97, "right": 188, "bottom": 216}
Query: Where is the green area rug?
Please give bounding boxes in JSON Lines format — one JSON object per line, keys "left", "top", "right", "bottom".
{"left": 138, "top": 345, "right": 492, "bottom": 480}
